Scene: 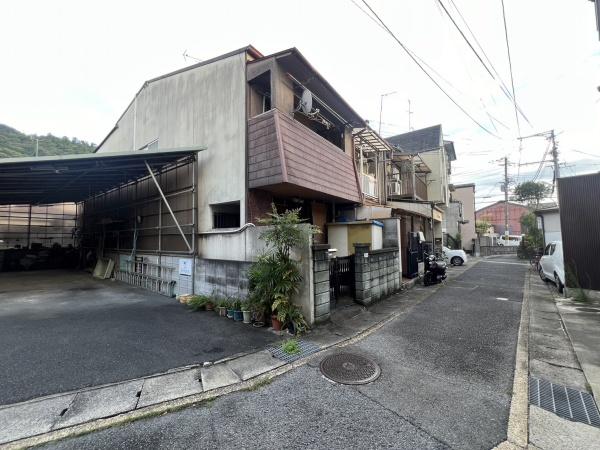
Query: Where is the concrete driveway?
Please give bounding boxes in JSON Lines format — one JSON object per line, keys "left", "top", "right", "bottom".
{"left": 0, "top": 270, "right": 278, "bottom": 406}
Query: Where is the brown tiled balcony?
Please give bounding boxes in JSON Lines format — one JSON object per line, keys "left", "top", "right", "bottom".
{"left": 248, "top": 109, "right": 362, "bottom": 203}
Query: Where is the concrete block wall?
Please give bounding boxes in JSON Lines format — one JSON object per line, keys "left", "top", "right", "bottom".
{"left": 312, "top": 244, "right": 331, "bottom": 323}
{"left": 353, "top": 243, "right": 400, "bottom": 306}
{"left": 194, "top": 258, "right": 251, "bottom": 299}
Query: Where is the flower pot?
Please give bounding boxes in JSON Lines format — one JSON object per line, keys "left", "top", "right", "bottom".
{"left": 218, "top": 306, "right": 227, "bottom": 317}
{"left": 205, "top": 302, "right": 214, "bottom": 312}
{"left": 242, "top": 310, "right": 251, "bottom": 324}
{"left": 227, "top": 309, "right": 234, "bottom": 319}
{"left": 253, "top": 311, "right": 265, "bottom": 323}
{"left": 271, "top": 314, "right": 282, "bottom": 331}
{"left": 234, "top": 310, "right": 243, "bottom": 321}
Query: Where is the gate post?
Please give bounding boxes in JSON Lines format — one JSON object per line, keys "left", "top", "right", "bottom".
{"left": 354, "top": 243, "right": 372, "bottom": 306}
{"left": 312, "top": 244, "right": 331, "bottom": 323}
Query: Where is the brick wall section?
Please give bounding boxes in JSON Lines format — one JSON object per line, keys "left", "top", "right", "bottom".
{"left": 247, "top": 189, "right": 274, "bottom": 224}
{"left": 313, "top": 244, "right": 331, "bottom": 323}
{"left": 354, "top": 243, "right": 400, "bottom": 306}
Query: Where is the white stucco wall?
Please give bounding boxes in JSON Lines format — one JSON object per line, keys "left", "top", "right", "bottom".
{"left": 541, "top": 211, "right": 562, "bottom": 244}
{"left": 97, "top": 51, "right": 248, "bottom": 234}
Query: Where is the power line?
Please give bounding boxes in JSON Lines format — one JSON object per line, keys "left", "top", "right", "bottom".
{"left": 358, "top": 0, "right": 501, "bottom": 138}
{"left": 501, "top": 0, "right": 521, "bottom": 139}
{"left": 446, "top": 0, "right": 531, "bottom": 126}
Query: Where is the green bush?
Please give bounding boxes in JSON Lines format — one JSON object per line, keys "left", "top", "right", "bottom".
{"left": 187, "top": 295, "right": 209, "bottom": 311}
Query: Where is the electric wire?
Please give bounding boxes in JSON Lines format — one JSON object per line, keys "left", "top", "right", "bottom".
{"left": 358, "top": 0, "right": 501, "bottom": 138}
{"left": 446, "top": 0, "right": 531, "bottom": 126}
{"left": 501, "top": 0, "right": 521, "bottom": 139}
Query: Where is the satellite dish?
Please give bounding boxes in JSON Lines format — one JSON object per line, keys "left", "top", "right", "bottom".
{"left": 300, "top": 89, "right": 313, "bottom": 114}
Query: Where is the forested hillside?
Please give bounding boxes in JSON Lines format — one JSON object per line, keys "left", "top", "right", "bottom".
{"left": 0, "top": 124, "right": 95, "bottom": 158}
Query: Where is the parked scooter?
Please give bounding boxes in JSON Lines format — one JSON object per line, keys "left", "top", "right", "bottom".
{"left": 423, "top": 252, "right": 447, "bottom": 286}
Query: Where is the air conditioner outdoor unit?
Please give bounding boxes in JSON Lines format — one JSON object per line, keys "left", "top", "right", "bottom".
{"left": 388, "top": 180, "right": 402, "bottom": 196}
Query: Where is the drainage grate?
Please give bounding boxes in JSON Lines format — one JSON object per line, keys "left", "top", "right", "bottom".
{"left": 529, "top": 377, "right": 600, "bottom": 427}
{"left": 320, "top": 353, "right": 381, "bottom": 385}
{"left": 267, "top": 340, "right": 321, "bottom": 363}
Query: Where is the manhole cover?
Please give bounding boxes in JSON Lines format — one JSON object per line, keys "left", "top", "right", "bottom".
{"left": 576, "top": 308, "right": 600, "bottom": 313}
{"left": 320, "top": 353, "right": 381, "bottom": 385}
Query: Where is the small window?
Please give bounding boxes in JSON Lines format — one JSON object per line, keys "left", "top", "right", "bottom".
{"left": 544, "top": 244, "right": 552, "bottom": 255}
{"left": 212, "top": 202, "right": 240, "bottom": 229}
{"left": 549, "top": 244, "right": 556, "bottom": 255}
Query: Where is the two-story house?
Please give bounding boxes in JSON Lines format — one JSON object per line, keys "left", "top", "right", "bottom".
{"left": 91, "top": 45, "right": 377, "bottom": 322}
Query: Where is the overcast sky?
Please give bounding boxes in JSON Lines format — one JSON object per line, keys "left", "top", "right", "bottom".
{"left": 1, "top": 0, "right": 599, "bottom": 207}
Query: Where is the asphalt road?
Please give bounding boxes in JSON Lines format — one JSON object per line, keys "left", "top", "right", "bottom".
{"left": 0, "top": 270, "right": 278, "bottom": 406}
{"left": 46, "top": 256, "right": 527, "bottom": 450}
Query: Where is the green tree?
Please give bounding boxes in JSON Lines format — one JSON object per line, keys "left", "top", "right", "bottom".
{"left": 475, "top": 218, "right": 491, "bottom": 246}
{"left": 513, "top": 181, "right": 551, "bottom": 208}
{"left": 518, "top": 212, "right": 544, "bottom": 259}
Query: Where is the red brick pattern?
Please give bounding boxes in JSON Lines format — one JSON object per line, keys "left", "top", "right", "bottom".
{"left": 248, "top": 109, "right": 361, "bottom": 203}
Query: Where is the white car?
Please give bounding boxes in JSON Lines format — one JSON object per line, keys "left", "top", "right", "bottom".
{"left": 442, "top": 246, "right": 468, "bottom": 266}
{"left": 497, "top": 234, "right": 523, "bottom": 246}
{"left": 539, "top": 241, "right": 566, "bottom": 293}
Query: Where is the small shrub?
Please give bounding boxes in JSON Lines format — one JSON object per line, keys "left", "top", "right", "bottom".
{"left": 187, "top": 295, "right": 209, "bottom": 311}
{"left": 281, "top": 339, "right": 301, "bottom": 355}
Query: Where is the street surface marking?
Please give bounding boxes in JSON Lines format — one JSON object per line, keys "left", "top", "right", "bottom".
{"left": 481, "top": 260, "right": 528, "bottom": 266}
{"left": 496, "top": 297, "right": 509, "bottom": 301}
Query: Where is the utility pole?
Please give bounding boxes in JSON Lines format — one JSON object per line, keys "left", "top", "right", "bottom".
{"left": 503, "top": 156, "right": 509, "bottom": 236}
{"left": 407, "top": 99, "right": 414, "bottom": 131}
{"left": 550, "top": 129, "right": 559, "bottom": 180}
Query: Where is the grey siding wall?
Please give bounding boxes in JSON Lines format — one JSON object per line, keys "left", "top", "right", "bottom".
{"left": 97, "top": 52, "right": 248, "bottom": 233}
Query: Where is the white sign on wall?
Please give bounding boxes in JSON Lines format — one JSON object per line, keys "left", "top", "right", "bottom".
{"left": 179, "top": 259, "right": 192, "bottom": 276}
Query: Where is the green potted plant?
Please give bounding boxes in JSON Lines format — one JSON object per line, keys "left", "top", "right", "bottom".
{"left": 205, "top": 296, "right": 215, "bottom": 311}
{"left": 233, "top": 300, "right": 243, "bottom": 322}
{"left": 226, "top": 299, "right": 235, "bottom": 319}
{"left": 217, "top": 299, "right": 228, "bottom": 317}
{"left": 241, "top": 301, "right": 252, "bottom": 324}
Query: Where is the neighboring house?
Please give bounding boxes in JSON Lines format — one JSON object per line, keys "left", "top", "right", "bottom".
{"left": 557, "top": 172, "right": 600, "bottom": 297}
{"left": 450, "top": 183, "right": 476, "bottom": 252}
{"left": 475, "top": 201, "right": 529, "bottom": 235}
{"left": 534, "top": 202, "right": 561, "bottom": 245}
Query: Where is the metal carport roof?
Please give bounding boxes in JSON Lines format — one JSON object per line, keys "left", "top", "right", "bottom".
{"left": 0, "top": 147, "right": 204, "bottom": 205}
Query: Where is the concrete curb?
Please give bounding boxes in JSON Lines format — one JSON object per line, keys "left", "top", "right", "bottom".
{"left": 1, "top": 261, "right": 472, "bottom": 449}
{"left": 495, "top": 269, "right": 531, "bottom": 449}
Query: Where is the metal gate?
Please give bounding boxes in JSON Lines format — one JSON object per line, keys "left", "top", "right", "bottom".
{"left": 329, "top": 255, "right": 355, "bottom": 307}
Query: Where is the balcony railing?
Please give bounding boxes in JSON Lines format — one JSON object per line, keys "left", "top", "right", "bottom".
{"left": 362, "top": 173, "right": 377, "bottom": 198}
{"left": 387, "top": 176, "right": 428, "bottom": 201}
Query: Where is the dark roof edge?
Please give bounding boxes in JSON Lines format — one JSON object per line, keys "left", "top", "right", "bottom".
{"left": 452, "top": 183, "right": 475, "bottom": 189}
{"left": 95, "top": 45, "right": 261, "bottom": 153}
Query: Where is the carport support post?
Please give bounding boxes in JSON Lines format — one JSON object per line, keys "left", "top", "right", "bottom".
{"left": 26, "top": 204, "right": 32, "bottom": 249}
{"left": 144, "top": 161, "right": 192, "bottom": 253}
{"left": 191, "top": 154, "right": 197, "bottom": 294}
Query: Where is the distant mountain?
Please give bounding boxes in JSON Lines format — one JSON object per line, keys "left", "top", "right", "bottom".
{"left": 0, "top": 124, "right": 95, "bottom": 158}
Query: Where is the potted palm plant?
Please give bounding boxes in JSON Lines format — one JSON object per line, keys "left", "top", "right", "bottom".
{"left": 247, "top": 204, "right": 318, "bottom": 333}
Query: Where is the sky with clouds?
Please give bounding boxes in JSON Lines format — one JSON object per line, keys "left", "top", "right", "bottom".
{"left": 1, "top": 0, "right": 599, "bottom": 207}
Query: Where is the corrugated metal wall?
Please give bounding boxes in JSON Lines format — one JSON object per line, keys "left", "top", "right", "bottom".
{"left": 558, "top": 173, "right": 600, "bottom": 291}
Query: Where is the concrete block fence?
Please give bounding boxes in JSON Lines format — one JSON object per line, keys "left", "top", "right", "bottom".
{"left": 353, "top": 243, "right": 400, "bottom": 306}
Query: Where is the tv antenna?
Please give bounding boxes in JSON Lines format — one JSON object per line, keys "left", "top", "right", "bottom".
{"left": 182, "top": 50, "right": 202, "bottom": 63}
